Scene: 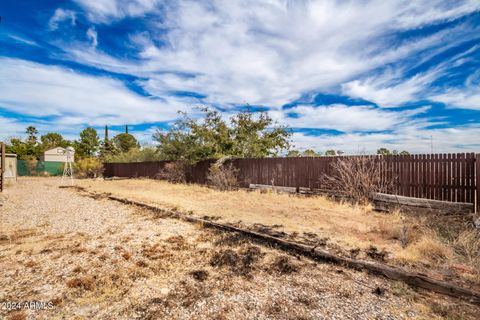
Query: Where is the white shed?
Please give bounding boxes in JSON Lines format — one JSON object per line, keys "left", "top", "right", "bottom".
{"left": 40, "top": 147, "right": 73, "bottom": 162}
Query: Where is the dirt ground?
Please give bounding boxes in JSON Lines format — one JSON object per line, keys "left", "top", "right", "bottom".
{"left": 0, "top": 178, "right": 478, "bottom": 319}
{"left": 75, "top": 178, "right": 480, "bottom": 288}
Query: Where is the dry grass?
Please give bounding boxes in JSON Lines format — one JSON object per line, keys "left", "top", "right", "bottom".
{"left": 77, "top": 179, "right": 402, "bottom": 251}
{"left": 397, "top": 235, "right": 454, "bottom": 264}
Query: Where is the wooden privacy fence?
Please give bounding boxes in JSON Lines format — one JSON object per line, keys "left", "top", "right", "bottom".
{"left": 103, "top": 153, "right": 480, "bottom": 211}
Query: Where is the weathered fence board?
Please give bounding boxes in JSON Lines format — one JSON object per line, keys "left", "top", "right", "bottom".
{"left": 103, "top": 153, "right": 479, "bottom": 211}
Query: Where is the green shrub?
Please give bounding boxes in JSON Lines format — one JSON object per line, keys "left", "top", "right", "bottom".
{"left": 75, "top": 157, "right": 103, "bottom": 178}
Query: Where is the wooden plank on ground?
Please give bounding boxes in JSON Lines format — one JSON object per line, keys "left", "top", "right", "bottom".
{"left": 372, "top": 192, "right": 474, "bottom": 214}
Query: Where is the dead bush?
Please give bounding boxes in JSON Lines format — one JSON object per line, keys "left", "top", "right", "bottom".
{"left": 454, "top": 229, "right": 480, "bottom": 275}
{"left": 319, "top": 156, "right": 396, "bottom": 205}
{"left": 210, "top": 246, "right": 263, "bottom": 276}
{"left": 190, "top": 269, "right": 209, "bottom": 282}
{"left": 269, "top": 256, "right": 298, "bottom": 274}
{"left": 66, "top": 276, "right": 95, "bottom": 290}
{"left": 156, "top": 161, "right": 187, "bottom": 183}
{"left": 207, "top": 158, "right": 239, "bottom": 191}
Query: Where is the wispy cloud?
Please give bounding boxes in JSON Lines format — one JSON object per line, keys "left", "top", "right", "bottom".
{"left": 292, "top": 124, "right": 480, "bottom": 154}
{"left": 86, "top": 27, "right": 98, "bottom": 47}
{"left": 49, "top": 8, "right": 76, "bottom": 30}
{"left": 7, "top": 34, "right": 39, "bottom": 47}
{"left": 269, "top": 104, "right": 430, "bottom": 132}
{"left": 62, "top": 0, "right": 480, "bottom": 109}
{"left": 0, "top": 58, "right": 197, "bottom": 127}
{"left": 73, "top": 0, "right": 160, "bottom": 23}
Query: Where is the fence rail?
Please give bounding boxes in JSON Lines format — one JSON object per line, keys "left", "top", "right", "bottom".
{"left": 103, "top": 153, "right": 480, "bottom": 211}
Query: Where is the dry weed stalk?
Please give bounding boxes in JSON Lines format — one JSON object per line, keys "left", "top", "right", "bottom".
{"left": 207, "top": 157, "right": 239, "bottom": 191}
{"left": 156, "top": 161, "right": 187, "bottom": 183}
{"left": 320, "top": 156, "right": 396, "bottom": 205}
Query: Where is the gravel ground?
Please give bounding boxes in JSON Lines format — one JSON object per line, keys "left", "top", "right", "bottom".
{"left": 0, "top": 178, "right": 477, "bottom": 319}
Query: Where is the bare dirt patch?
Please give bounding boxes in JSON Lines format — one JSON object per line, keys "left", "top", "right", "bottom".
{"left": 0, "top": 177, "right": 478, "bottom": 319}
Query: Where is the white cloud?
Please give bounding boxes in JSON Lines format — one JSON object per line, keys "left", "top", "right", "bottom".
{"left": 49, "top": 8, "right": 76, "bottom": 30}
{"left": 86, "top": 27, "right": 98, "bottom": 47}
{"left": 73, "top": 0, "right": 160, "bottom": 23}
{"left": 269, "top": 104, "right": 430, "bottom": 132}
{"left": 341, "top": 70, "right": 439, "bottom": 107}
{"left": 430, "top": 84, "right": 480, "bottom": 110}
{"left": 0, "top": 58, "right": 197, "bottom": 127}
{"left": 0, "top": 117, "right": 27, "bottom": 139}
{"left": 291, "top": 125, "right": 480, "bottom": 154}
{"left": 61, "top": 0, "right": 480, "bottom": 109}
{"left": 7, "top": 34, "right": 39, "bottom": 47}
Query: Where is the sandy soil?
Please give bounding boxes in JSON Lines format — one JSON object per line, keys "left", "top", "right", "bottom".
{"left": 0, "top": 177, "right": 477, "bottom": 319}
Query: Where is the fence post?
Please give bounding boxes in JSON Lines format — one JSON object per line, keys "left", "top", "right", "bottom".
{"left": 1, "top": 142, "right": 5, "bottom": 192}
{"left": 476, "top": 154, "right": 480, "bottom": 213}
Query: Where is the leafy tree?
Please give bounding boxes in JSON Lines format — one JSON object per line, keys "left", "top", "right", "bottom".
{"left": 74, "top": 127, "right": 100, "bottom": 158}
{"left": 399, "top": 150, "right": 410, "bottom": 156}
{"left": 287, "top": 150, "right": 301, "bottom": 157}
{"left": 99, "top": 125, "right": 117, "bottom": 158}
{"left": 40, "top": 133, "right": 69, "bottom": 150}
{"left": 153, "top": 108, "right": 291, "bottom": 163}
{"left": 5, "top": 126, "right": 42, "bottom": 159}
{"left": 325, "top": 150, "right": 336, "bottom": 156}
{"left": 113, "top": 133, "right": 139, "bottom": 153}
{"left": 5, "top": 138, "right": 29, "bottom": 159}
{"left": 377, "top": 147, "right": 391, "bottom": 156}
{"left": 302, "top": 149, "right": 321, "bottom": 157}
{"left": 26, "top": 126, "right": 38, "bottom": 145}
{"left": 230, "top": 111, "right": 290, "bottom": 158}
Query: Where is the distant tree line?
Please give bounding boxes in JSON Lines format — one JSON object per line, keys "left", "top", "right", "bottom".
{"left": 4, "top": 125, "right": 139, "bottom": 160}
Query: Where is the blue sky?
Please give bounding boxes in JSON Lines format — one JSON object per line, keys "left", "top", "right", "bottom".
{"left": 0, "top": 0, "right": 479, "bottom": 153}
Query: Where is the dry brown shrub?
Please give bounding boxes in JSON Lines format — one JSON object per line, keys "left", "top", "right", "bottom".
{"left": 269, "top": 255, "right": 298, "bottom": 274}
{"left": 190, "top": 269, "right": 209, "bottom": 282}
{"left": 207, "top": 158, "right": 239, "bottom": 191}
{"left": 66, "top": 276, "right": 95, "bottom": 290}
{"left": 210, "top": 246, "right": 263, "bottom": 276}
{"left": 320, "top": 155, "right": 396, "bottom": 205}
{"left": 156, "top": 161, "right": 187, "bottom": 183}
